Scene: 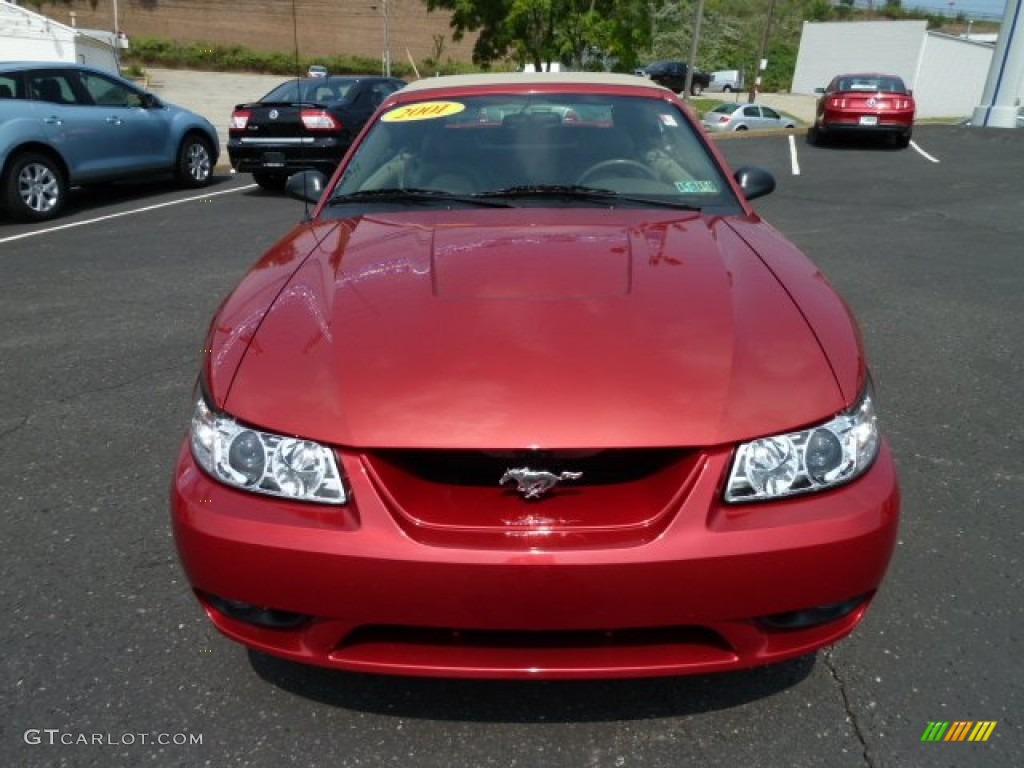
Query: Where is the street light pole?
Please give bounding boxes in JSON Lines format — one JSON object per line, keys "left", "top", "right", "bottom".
{"left": 749, "top": 0, "right": 777, "bottom": 104}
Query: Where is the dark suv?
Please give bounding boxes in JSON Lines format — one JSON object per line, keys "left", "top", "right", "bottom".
{"left": 635, "top": 61, "right": 711, "bottom": 96}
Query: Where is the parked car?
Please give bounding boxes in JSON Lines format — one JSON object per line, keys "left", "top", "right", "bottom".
{"left": 172, "top": 72, "right": 900, "bottom": 680}
{"left": 306, "top": 64, "right": 328, "bottom": 78}
{"left": 635, "top": 60, "right": 711, "bottom": 95}
{"left": 809, "top": 72, "right": 915, "bottom": 147}
{"left": 707, "top": 69, "right": 744, "bottom": 93}
{"left": 702, "top": 102, "right": 796, "bottom": 132}
{"left": 0, "top": 61, "right": 219, "bottom": 222}
{"left": 227, "top": 74, "right": 405, "bottom": 190}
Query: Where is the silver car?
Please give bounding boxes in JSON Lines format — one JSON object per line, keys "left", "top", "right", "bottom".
{"left": 701, "top": 102, "right": 796, "bottom": 133}
{"left": 1, "top": 61, "right": 219, "bottom": 221}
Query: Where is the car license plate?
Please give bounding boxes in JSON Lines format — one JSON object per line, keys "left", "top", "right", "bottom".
{"left": 262, "top": 152, "right": 286, "bottom": 167}
{"left": 859, "top": 116, "right": 878, "bottom": 126}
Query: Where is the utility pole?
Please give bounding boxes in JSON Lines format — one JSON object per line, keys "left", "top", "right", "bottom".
{"left": 382, "top": 0, "right": 392, "bottom": 76}
{"left": 749, "top": 0, "right": 777, "bottom": 103}
{"left": 683, "top": 0, "right": 705, "bottom": 101}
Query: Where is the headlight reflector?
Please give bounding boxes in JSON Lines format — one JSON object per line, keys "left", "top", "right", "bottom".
{"left": 190, "top": 398, "right": 347, "bottom": 504}
{"left": 725, "top": 387, "right": 880, "bottom": 503}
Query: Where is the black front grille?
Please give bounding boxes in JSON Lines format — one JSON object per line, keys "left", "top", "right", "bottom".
{"left": 373, "top": 448, "right": 688, "bottom": 487}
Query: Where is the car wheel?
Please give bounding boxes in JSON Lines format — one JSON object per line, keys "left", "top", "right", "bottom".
{"left": 894, "top": 132, "right": 912, "bottom": 148}
{"left": 735, "top": 125, "right": 748, "bottom": 132}
{"left": 722, "top": 85, "right": 732, "bottom": 93}
{"left": 807, "top": 124, "right": 823, "bottom": 146}
{"left": 691, "top": 83, "right": 704, "bottom": 96}
{"left": 252, "top": 172, "right": 287, "bottom": 191}
{"left": 2, "top": 151, "right": 66, "bottom": 222}
{"left": 176, "top": 133, "right": 214, "bottom": 187}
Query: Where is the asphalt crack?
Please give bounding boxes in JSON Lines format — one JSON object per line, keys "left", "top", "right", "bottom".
{"left": 823, "top": 648, "right": 874, "bottom": 767}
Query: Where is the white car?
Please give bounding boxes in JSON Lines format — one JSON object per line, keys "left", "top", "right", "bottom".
{"left": 701, "top": 102, "right": 796, "bottom": 133}
{"left": 307, "top": 65, "right": 328, "bottom": 78}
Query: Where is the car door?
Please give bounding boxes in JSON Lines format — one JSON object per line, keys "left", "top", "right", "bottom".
{"left": 740, "top": 105, "right": 762, "bottom": 130}
{"left": 73, "top": 69, "right": 172, "bottom": 173}
{"left": 760, "top": 106, "right": 783, "bottom": 129}
{"left": 341, "top": 81, "right": 395, "bottom": 143}
{"left": 27, "top": 68, "right": 120, "bottom": 182}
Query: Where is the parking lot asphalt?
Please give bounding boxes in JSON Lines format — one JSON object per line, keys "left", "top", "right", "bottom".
{"left": 2, "top": 124, "right": 1022, "bottom": 767}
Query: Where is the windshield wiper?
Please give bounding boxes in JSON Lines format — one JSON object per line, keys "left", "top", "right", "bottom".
{"left": 329, "top": 188, "right": 513, "bottom": 208}
{"left": 478, "top": 185, "right": 704, "bottom": 210}
{"left": 479, "top": 185, "right": 617, "bottom": 200}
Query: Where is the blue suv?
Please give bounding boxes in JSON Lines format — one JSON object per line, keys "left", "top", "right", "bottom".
{"left": 1, "top": 62, "right": 220, "bottom": 221}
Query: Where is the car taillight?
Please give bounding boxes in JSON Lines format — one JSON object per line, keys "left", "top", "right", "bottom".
{"left": 300, "top": 109, "right": 341, "bottom": 131}
{"left": 827, "top": 97, "right": 845, "bottom": 109}
{"left": 230, "top": 109, "right": 251, "bottom": 130}
{"left": 718, "top": 115, "right": 731, "bottom": 123}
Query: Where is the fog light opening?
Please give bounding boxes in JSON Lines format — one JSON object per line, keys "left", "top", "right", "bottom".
{"left": 205, "top": 593, "right": 311, "bottom": 629}
{"left": 757, "top": 594, "right": 868, "bottom": 631}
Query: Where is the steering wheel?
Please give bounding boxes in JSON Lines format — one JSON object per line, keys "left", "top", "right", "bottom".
{"left": 576, "top": 158, "right": 659, "bottom": 186}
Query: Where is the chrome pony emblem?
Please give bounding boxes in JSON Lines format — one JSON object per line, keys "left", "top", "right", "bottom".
{"left": 866, "top": 97, "right": 877, "bottom": 108}
{"left": 500, "top": 468, "right": 582, "bottom": 499}
{"left": 269, "top": 109, "right": 279, "bottom": 119}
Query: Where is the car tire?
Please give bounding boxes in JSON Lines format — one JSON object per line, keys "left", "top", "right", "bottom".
{"left": 722, "top": 85, "right": 732, "bottom": 93}
{"left": 691, "top": 83, "right": 704, "bottom": 96}
{"left": 807, "top": 124, "right": 823, "bottom": 146}
{"left": 2, "top": 151, "right": 67, "bottom": 222}
{"left": 176, "top": 133, "right": 214, "bottom": 187}
{"left": 735, "top": 125, "right": 748, "bottom": 132}
{"left": 895, "top": 132, "right": 912, "bottom": 148}
{"left": 252, "top": 172, "right": 287, "bottom": 191}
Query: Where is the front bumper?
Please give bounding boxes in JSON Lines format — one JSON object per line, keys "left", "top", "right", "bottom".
{"left": 171, "top": 443, "right": 900, "bottom": 679}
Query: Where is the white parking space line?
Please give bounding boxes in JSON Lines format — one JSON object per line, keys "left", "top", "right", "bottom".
{"left": 788, "top": 134, "right": 801, "bottom": 176}
{"left": 0, "top": 184, "right": 257, "bottom": 246}
{"left": 910, "top": 140, "right": 940, "bottom": 163}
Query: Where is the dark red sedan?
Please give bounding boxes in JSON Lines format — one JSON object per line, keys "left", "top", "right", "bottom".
{"left": 810, "top": 73, "right": 916, "bottom": 147}
{"left": 172, "top": 73, "right": 900, "bottom": 679}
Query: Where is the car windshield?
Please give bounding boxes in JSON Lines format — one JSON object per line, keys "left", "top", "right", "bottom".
{"left": 261, "top": 78, "right": 355, "bottom": 102}
{"left": 331, "top": 92, "right": 738, "bottom": 209}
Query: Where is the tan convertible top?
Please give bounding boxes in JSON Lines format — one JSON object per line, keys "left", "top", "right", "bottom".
{"left": 400, "top": 72, "right": 671, "bottom": 93}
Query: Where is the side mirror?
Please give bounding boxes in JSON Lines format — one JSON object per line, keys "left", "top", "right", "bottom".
{"left": 140, "top": 92, "right": 162, "bottom": 108}
{"left": 734, "top": 166, "right": 775, "bottom": 201}
{"left": 814, "top": 87, "right": 826, "bottom": 94}
{"left": 286, "top": 170, "right": 329, "bottom": 204}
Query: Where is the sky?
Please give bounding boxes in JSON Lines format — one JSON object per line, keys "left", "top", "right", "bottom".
{"left": 880, "top": 0, "right": 1008, "bottom": 21}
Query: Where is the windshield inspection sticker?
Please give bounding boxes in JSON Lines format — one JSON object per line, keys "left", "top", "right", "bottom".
{"left": 659, "top": 113, "right": 679, "bottom": 127}
{"left": 382, "top": 101, "right": 466, "bottom": 122}
{"left": 675, "top": 180, "right": 718, "bottom": 194}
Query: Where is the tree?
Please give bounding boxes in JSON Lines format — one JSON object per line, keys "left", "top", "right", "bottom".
{"left": 423, "top": 0, "right": 652, "bottom": 70}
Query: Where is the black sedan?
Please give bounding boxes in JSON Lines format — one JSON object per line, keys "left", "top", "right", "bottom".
{"left": 227, "top": 75, "right": 405, "bottom": 189}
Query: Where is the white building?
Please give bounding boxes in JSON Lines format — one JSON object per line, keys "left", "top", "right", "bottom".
{"left": 791, "top": 20, "right": 1001, "bottom": 119}
{"left": 1, "top": 0, "right": 122, "bottom": 73}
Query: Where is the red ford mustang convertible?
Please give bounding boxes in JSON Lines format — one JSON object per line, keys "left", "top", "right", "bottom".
{"left": 171, "top": 73, "right": 900, "bottom": 679}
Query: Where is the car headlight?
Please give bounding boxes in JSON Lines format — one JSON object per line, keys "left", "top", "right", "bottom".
{"left": 189, "top": 397, "right": 348, "bottom": 504}
{"left": 724, "top": 386, "right": 880, "bottom": 503}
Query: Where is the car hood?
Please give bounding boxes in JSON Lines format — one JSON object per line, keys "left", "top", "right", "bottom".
{"left": 214, "top": 209, "right": 860, "bottom": 449}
